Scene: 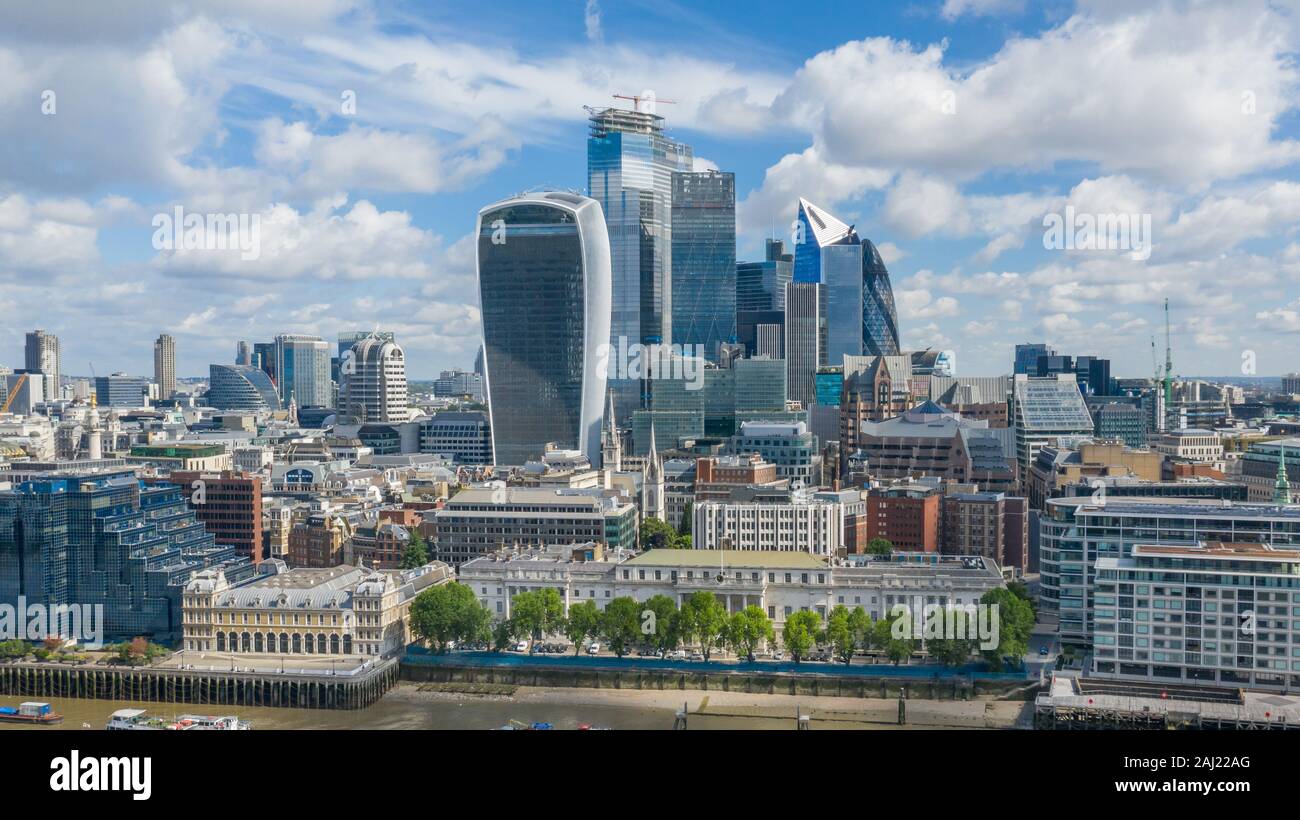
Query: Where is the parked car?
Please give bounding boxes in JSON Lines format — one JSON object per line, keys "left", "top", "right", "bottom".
{"left": 1039, "top": 645, "right": 1050, "bottom": 656}
{"left": 587, "top": 642, "right": 601, "bottom": 655}
{"left": 513, "top": 641, "right": 528, "bottom": 652}
{"left": 668, "top": 649, "right": 687, "bottom": 661}
{"left": 689, "top": 652, "right": 705, "bottom": 661}
{"left": 771, "top": 651, "right": 784, "bottom": 661}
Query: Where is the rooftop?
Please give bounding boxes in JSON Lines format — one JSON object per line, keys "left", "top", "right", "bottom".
{"left": 624, "top": 550, "right": 827, "bottom": 569}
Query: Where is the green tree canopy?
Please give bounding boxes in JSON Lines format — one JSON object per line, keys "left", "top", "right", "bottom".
{"left": 640, "top": 594, "right": 680, "bottom": 652}
{"left": 879, "top": 609, "right": 916, "bottom": 665}
{"left": 510, "top": 588, "right": 565, "bottom": 651}
{"left": 599, "top": 597, "right": 643, "bottom": 657}
{"left": 866, "top": 537, "right": 894, "bottom": 556}
{"left": 980, "top": 587, "right": 1035, "bottom": 670}
{"left": 725, "top": 606, "right": 775, "bottom": 661}
{"left": 409, "top": 582, "right": 491, "bottom": 653}
{"left": 682, "top": 591, "right": 728, "bottom": 659}
{"left": 564, "top": 600, "right": 601, "bottom": 655}
{"left": 399, "top": 529, "right": 429, "bottom": 569}
{"left": 825, "top": 605, "right": 858, "bottom": 665}
{"left": 678, "top": 502, "right": 693, "bottom": 537}
{"left": 783, "top": 610, "right": 822, "bottom": 664}
{"left": 640, "top": 517, "right": 684, "bottom": 550}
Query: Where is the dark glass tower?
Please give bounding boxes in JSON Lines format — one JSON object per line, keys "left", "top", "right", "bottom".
{"left": 671, "top": 170, "right": 736, "bottom": 362}
{"left": 476, "top": 192, "right": 611, "bottom": 466}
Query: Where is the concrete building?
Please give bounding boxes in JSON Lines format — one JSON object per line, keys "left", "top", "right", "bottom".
{"left": 425, "top": 487, "right": 638, "bottom": 568}
{"left": 693, "top": 494, "right": 844, "bottom": 555}
{"left": 274, "top": 334, "right": 332, "bottom": 409}
{"left": 24, "top": 329, "right": 59, "bottom": 402}
{"left": 182, "top": 560, "right": 452, "bottom": 657}
{"left": 728, "top": 421, "right": 821, "bottom": 486}
{"left": 1026, "top": 441, "right": 1163, "bottom": 510}
{"left": 169, "top": 470, "right": 264, "bottom": 564}
{"left": 856, "top": 400, "right": 1017, "bottom": 493}
{"left": 126, "top": 443, "right": 231, "bottom": 472}
{"left": 154, "top": 334, "right": 176, "bottom": 399}
{"left": 1154, "top": 428, "right": 1225, "bottom": 473}
{"left": 340, "top": 334, "right": 409, "bottom": 423}
{"left": 418, "top": 411, "right": 492, "bottom": 465}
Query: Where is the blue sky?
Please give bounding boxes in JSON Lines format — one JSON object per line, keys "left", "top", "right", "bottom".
{"left": 1, "top": 0, "right": 1298, "bottom": 380}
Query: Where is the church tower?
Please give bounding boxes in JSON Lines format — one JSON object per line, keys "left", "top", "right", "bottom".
{"left": 601, "top": 390, "right": 622, "bottom": 472}
{"left": 641, "top": 423, "right": 664, "bottom": 522}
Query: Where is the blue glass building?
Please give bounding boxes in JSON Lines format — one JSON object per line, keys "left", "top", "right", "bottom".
{"left": 671, "top": 170, "right": 736, "bottom": 362}
{"left": 208, "top": 364, "right": 282, "bottom": 411}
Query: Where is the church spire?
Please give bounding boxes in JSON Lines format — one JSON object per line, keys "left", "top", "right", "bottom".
{"left": 1275, "top": 443, "right": 1292, "bottom": 505}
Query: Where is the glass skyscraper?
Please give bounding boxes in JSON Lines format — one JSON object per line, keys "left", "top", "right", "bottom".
{"left": 587, "top": 105, "right": 692, "bottom": 416}
{"left": 208, "top": 364, "right": 282, "bottom": 411}
{"left": 476, "top": 192, "right": 611, "bottom": 466}
{"left": 737, "top": 239, "right": 793, "bottom": 312}
{"left": 671, "top": 170, "right": 736, "bottom": 362}
{"left": 274, "top": 334, "right": 331, "bottom": 408}
{"left": 792, "top": 198, "right": 900, "bottom": 360}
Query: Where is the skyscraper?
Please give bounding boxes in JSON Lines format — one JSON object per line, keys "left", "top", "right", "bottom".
{"left": 339, "top": 334, "right": 409, "bottom": 423}
{"left": 274, "top": 334, "right": 331, "bottom": 408}
{"left": 1014, "top": 342, "right": 1055, "bottom": 375}
{"left": 476, "top": 191, "right": 611, "bottom": 466}
{"left": 587, "top": 103, "right": 693, "bottom": 416}
{"left": 153, "top": 333, "right": 176, "bottom": 399}
{"left": 784, "top": 281, "right": 826, "bottom": 410}
{"left": 792, "top": 199, "right": 900, "bottom": 360}
{"left": 670, "top": 169, "right": 736, "bottom": 362}
{"left": 236, "top": 340, "right": 252, "bottom": 366}
{"left": 737, "top": 239, "right": 794, "bottom": 312}
{"left": 23, "top": 329, "right": 59, "bottom": 402}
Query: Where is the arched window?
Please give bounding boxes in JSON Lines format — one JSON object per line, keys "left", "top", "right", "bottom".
{"left": 216, "top": 632, "right": 226, "bottom": 652}
{"left": 292, "top": 633, "right": 302, "bottom": 653}
{"left": 304, "top": 633, "right": 314, "bottom": 654}
{"left": 279, "top": 632, "right": 289, "bottom": 653}
{"left": 240, "top": 632, "right": 251, "bottom": 652}
{"left": 342, "top": 636, "right": 353, "bottom": 655}
{"left": 318, "top": 634, "right": 328, "bottom": 655}
{"left": 254, "top": 633, "right": 264, "bottom": 653}
{"left": 330, "top": 634, "right": 341, "bottom": 654}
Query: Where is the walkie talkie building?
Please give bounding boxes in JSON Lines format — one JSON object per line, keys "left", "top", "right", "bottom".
{"left": 476, "top": 192, "right": 612, "bottom": 466}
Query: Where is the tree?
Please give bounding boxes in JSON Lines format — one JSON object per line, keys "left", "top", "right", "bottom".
{"left": 491, "top": 618, "right": 517, "bottom": 653}
{"left": 783, "top": 610, "right": 821, "bottom": 664}
{"left": 640, "top": 594, "right": 679, "bottom": 652}
{"left": 409, "top": 582, "right": 491, "bottom": 653}
{"left": 879, "top": 610, "right": 916, "bottom": 665}
{"left": 565, "top": 600, "right": 601, "bottom": 655}
{"left": 640, "top": 517, "right": 680, "bottom": 550}
{"left": 399, "top": 530, "right": 429, "bottom": 569}
{"left": 980, "top": 587, "right": 1035, "bottom": 670}
{"left": 848, "top": 607, "right": 874, "bottom": 654}
{"left": 677, "top": 502, "right": 693, "bottom": 537}
{"left": 725, "top": 606, "right": 774, "bottom": 661}
{"left": 866, "top": 537, "right": 894, "bottom": 556}
{"left": 681, "top": 591, "right": 728, "bottom": 659}
{"left": 599, "top": 597, "right": 642, "bottom": 657}
{"left": 825, "top": 605, "right": 858, "bottom": 665}
{"left": 923, "top": 607, "right": 976, "bottom": 667}
{"left": 510, "top": 588, "right": 565, "bottom": 652}
{"left": 0, "top": 640, "right": 28, "bottom": 659}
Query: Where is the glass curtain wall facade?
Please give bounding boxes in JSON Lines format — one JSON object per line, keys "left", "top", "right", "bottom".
{"left": 587, "top": 107, "right": 692, "bottom": 417}
{"left": 477, "top": 192, "right": 611, "bottom": 466}
{"left": 671, "top": 170, "right": 736, "bottom": 362}
{"left": 208, "top": 364, "right": 282, "bottom": 411}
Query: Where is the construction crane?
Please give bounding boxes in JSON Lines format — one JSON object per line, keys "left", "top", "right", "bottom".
{"left": 611, "top": 92, "right": 677, "bottom": 114}
{"left": 0, "top": 372, "right": 27, "bottom": 414}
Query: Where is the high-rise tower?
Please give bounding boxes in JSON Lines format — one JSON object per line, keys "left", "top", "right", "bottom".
{"left": 476, "top": 191, "right": 611, "bottom": 466}
{"left": 153, "top": 333, "right": 176, "bottom": 399}
{"left": 24, "top": 329, "right": 60, "bottom": 402}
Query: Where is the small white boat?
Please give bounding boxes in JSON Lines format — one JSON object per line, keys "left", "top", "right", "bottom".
{"left": 106, "top": 708, "right": 251, "bottom": 730}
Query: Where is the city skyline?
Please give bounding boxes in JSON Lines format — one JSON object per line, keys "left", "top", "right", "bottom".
{"left": 1, "top": 1, "right": 1297, "bottom": 381}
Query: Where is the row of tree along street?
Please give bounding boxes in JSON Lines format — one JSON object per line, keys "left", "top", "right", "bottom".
{"left": 408, "top": 581, "right": 1035, "bottom": 669}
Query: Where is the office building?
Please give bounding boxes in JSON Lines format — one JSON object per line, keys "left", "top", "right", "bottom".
{"left": 857, "top": 401, "right": 1018, "bottom": 493}
{"left": 23, "top": 330, "right": 59, "bottom": 402}
{"left": 793, "top": 198, "right": 899, "bottom": 360}
{"left": 587, "top": 103, "right": 693, "bottom": 418}
{"left": 864, "top": 483, "right": 941, "bottom": 553}
{"left": 432, "top": 369, "right": 485, "bottom": 402}
{"left": 671, "top": 169, "right": 736, "bottom": 361}
{"left": 153, "top": 334, "right": 176, "bottom": 399}
{"left": 1026, "top": 441, "right": 1163, "bottom": 510}
{"left": 425, "top": 487, "right": 637, "bottom": 568}
{"left": 729, "top": 421, "right": 821, "bottom": 485}
{"left": 1239, "top": 439, "right": 1300, "bottom": 502}
{"left": 840, "top": 354, "right": 915, "bottom": 454}
{"left": 183, "top": 561, "right": 452, "bottom": 657}
{"left": 737, "top": 238, "right": 793, "bottom": 312}
{"left": 694, "top": 495, "right": 845, "bottom": 555}
{"left": 236, "top": 340, "right": 252, "bottom": 366}
{"left": 0, "top": 471, "right": 252, "bottom": 643}
{"left": 1154, "top": 428, "right": 1225, "bottom": 472}
{"left": 169, "top": 470, "right": 264, "bottom": 564}
{"left": 1040, "top": 497, "right": 1300, "bottom": 644}
{"left": 1092, "top": 401, "right": 1145, "bottom": 448}
{"left": 418, "top": 411, "right": 492, "bottom": 465}
{"left": 208, "top": 364, "right": 281, "bottom": 411}
{"left": 339, "top": 334, "right": 409, "bottom": 423}
{"left": 929, "top": 375, "right": 1011, "bottom": 428}
{"left": 1014, "top": 342, "right": 1055, "bottom": 376}
{"left": 1011, "top": 374, "right": 1095, "bottom": 488}
{"left": 274, "top": 334, "right": 331, "bottom": 408}
{"left": 94, "top": 373, "right": 150, "bottom": 408}
{"left": 784, "top": 281, "right": 825, "bottom": 409}
{"left": 1283, "top": 373, "right": 1300, "bottom": 395}
{"left": 477, "top": 192, "right": 611, "bottom": 466}
{"left": 1, "top": 373, "right": 44, "bottom": 416}
{"left": 736, "top": 309, "right": 784, "bottom": 358}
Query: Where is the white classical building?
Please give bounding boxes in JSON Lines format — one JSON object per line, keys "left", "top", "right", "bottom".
{"left": 459, "top": 545, "right": 1004, "bottom": 638}
{"left": 693, "top": 496, "right": 844, "bottom": 555}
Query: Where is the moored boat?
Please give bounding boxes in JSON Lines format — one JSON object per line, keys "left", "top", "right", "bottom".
{"left": 0, "top": 702, "right": 63, "bottom": 725}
